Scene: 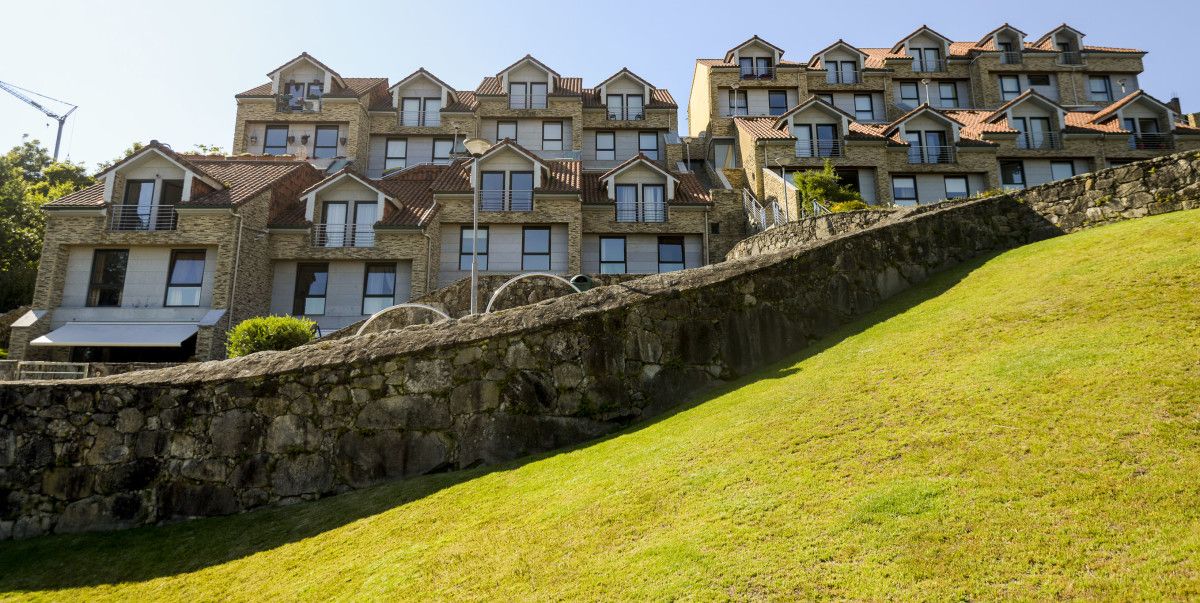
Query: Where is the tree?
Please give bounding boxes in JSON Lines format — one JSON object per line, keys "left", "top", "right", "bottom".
{"left": 94, "top": 141, "right": 145, "bottom": 173}
{"left": 0, "top": 138, "right": 94, "bottom": 310}
{"left": 192, "top": 143, "right": 226, "bottom": 155}
{"left": 792, "top": 160, "right": 864, "bottom": 215}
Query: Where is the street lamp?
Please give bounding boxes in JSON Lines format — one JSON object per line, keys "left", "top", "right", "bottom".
{"left": 462, "top": 137, "right": 492, "bottom": 315}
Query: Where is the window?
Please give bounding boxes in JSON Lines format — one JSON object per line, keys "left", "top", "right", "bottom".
{"left": 826, "top": 60, "right": 857, "bottom": 84}
{"left": 361, "top": 263, "right": 396, "bottom": 315}
{"left": 606, "top": 94, "right": 623, "bottom": 119}
{"left": 313, "top": 126, "right": 339, "bottom": 159}
{"left": 739, "top": 57, "right": 754, "bottom": 78}
{"left": 529, "top": 83, "right": 547, "bottom": 108}
{"left": 422, "top": 97, "right": 441, "bottom": 126}
{"left": 86, "top": 249, "right": 128, "bottom": 307}
{"left": 615, "top": 184, "right": 638, "bottom": 222}
{"left": 165, "top": 250, "right": 205, "bottom": 307}
{"left": 509, "top": 171, "right": 534, "bottom": 210}
{"left": 401, "top": 98, "right": 422, "bottom": 125}
{"left": 496, "top": 121, "right": 517, "bottom": 141}
{"left": 307, "top": 82, "right": 323, "bottom": 99}
{"left": 657, "top": 236, "right": 685, "bottom": 272}
{"left": 756, "top": 57, "right": 773, "bottom": 77}
{"left": 943, "top": 176, "right": 969, "bottom": 199}
{"left": 522, "top": 226, "right": 551, "bottom": 271}
{"left": 608, "top": 94, "right": 644, "bottom": 120}
{"left": 642, "top": 184, "right": 666, "bottom": 222}
{"left": 480, "top": 172, "right": 506, "bottom": 210}
{"left": 596, "top": 132, "right": 615, "bottom": 161}
{"left": 384, "top": 138, "right": 407, "bottom": 172}
{"left": 892, "top": 176, "right": 917, "bottom": 206}
{"left": 899, "top": 82, "right": 920, "bottom": 108}
{"left": 709, "top": 222, "right": 720, "bottom": 235}
{"left": 999, "top": 76, "right": 1021, "bottom": 101}
{"left": 1089, "top": 76, "right": 1113, "bottom": 101}
{"left": 915, "top": 47, "right": 942, "bottom": 71}
{"left": 768, "top": 90, "right": 789, "bottom": 116}
{"left": 121, "top": 179, "right": 156, "bottom": 226}
{"left": 727, "top": 89, "right": 748, "bottom": 116}
{"left": 292, "top": 263, "right": 328, "bottom": 315}
{"left": 1000, "top": 161, "right": 1025, "bottom": 189}
{"left": 459, "top": 226, "right": 489, "bottom": 270}
{"left": 626, "top": 95, "right": 644, "bottom": 120}
{"left": 263, "top": 125, "right": 288, "bottom": 155}
{"left": 599, "top": 236, "right": 626, "bottom": 274}
{"left": 1051, "top": 161, "right": 1075, "bottom": 180}
{"left": 853, "top": 94, "right": 874, "bottom": 121}
{"left": 542, "top": 121, "right": 563, "bottom": 151}
{"left": 938, "top": 83, "right": 959, "bottom": 108}
{"left": 817, "top": 93, "right": 834, "bottom": 106}
{"left": 1027, "top": 74, "right": 1051, "bottom": 87}
{"left": 639, "top": 132, "right": 659, "bottom": 160}
{"left": 433, "top": 138, "right": 453, "bottom": 165}
{"left": 509, "top": 82, "right": 527, "bottom": 109}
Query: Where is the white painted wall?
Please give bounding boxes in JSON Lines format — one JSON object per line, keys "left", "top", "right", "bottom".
{"left": 581, "top": 234, "right": 703, "bottom": 274}
{"left": 270, "top": 260, "right": 413, "bottom": 331}
{"left": 438, "top": 223, "right": 569, "bottom": 287}
{"left": 60, "top": 246, "right": 216, "bottom": 309}
{"left": 367, "top": 136, "right": 439, "bottom": 177}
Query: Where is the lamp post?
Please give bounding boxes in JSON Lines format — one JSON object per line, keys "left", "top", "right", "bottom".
{"left": 462, "top": 138, "right": 493, "bottom": 315}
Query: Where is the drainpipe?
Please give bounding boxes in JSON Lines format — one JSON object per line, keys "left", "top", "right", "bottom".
{"left": 423, "top": 229, "right": 434, "bottom": 296}
{"left": 702, "top": 209, "right": 711, "bottom": 266}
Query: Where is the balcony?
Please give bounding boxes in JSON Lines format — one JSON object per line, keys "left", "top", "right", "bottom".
{"left": 1057, "top": 51, "right": 1085, "bottom": 66}
{"left": 108, "top": 204, "right": 177, "bottom": 231}
{"left": 795, "top": 139, "right": 844, "bottom": 158}
{"left": 1017, "top": 131, "right": 1063, "bottom": 150}
{"left": 616, "top": 199, "right": 666, "bottom": 223}
{"left": 480, "top": 190, "right": 534, "bottom": 212}
{"left": 399, "top": 110, "right": 441, "bottom": 127}
{"left": 1000, "top": 51, "right": 1023, "bottom": 65}
{"left": 907, "top": 145, "right": 956, "bottom": 164}
{"left": 312, "top": 223, "right": 375, "bottom": 248}
{"left": 739, "top": 66, "right": 775, "bottom": 80}
{"left": 509, "top": 95, "right": 548, "bottom": 110}
{"left": 912, "top": 59, "right": 947, "bottom": 73}
{"left": 825, "top": 69, "right": 860, "bottom": 84}
{"left": 275, "top": 94, "right": 321, "bottom": 113}
{"left": 1129, "top": 133, "right": 1173, "bottom": 151}
{"left": 606, "top": 106, "right": 645, "bottom": 120}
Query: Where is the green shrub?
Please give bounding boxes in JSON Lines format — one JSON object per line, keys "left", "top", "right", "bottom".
{"left": 829, "top": 200, "right": 868, "bottom": 213}
{"left": 226, "top": 315, "right": 316, "bottom": 358}
{"left": 0, "top": 348, "right": 7, "bottom": 360}
{"left": 792, "top": 159, "right": 863, "bottom": 214}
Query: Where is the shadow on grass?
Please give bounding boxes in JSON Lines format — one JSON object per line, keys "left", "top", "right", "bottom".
{"left": 0, "top": 251, "right": 998, "bottom": 593}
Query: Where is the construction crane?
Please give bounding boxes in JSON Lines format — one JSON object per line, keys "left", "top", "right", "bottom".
{"left": 0, "top": 80, "right": 78, "bottom": 161}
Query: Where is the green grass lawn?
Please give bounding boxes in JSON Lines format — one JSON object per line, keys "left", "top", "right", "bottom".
{"left": 3, "top": 210, "right": 1200, "bottom": 600}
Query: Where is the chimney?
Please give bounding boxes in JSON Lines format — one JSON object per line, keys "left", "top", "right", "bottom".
{"left": 1167, "top": 96, "right": 1182, "bottom": 114}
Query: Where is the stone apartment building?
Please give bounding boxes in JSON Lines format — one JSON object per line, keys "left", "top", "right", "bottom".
{"left": 688, "top": 25, "right": 1200, "bottom": 213}
{"left": 8, "top": 25, "right": 1198, "bottom": 365}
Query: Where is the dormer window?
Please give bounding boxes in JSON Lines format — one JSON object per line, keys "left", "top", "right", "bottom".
{"left": 740, "top": 57, "right": 773, "bottom": 79}
{"left": 481, "top": 171, "right": 534, "bottom": 212}
{"left": 905, "top": 130, "right": 953, "bottom": 164}
{"left": 281, "top": 81, "right": 322, "bottom": 113}
{"left": 1013, "top": 116, "right": 1059, "bottom": 149}
{"left": 510, "top": 82, "right": 548, "bottom": 109}
{"left": 793, "top": 123, "right": 840, "bottom": 158}
{"left": 825, "top": 61, "right": 859, "bottom": 84}
{"left": 113, "top": 179, "right": 182, "bottom": 231}
{"left": 912, "top": 48, "right": 944, "bottom": 72}
{"left": 401, "top": 97, "right": 442, "bottom": 126}
{"left": 615, "top": 183, "right": 666, "bottom": 223}
{"left": 606, "top": 94, "right": 645, "bottom": 120}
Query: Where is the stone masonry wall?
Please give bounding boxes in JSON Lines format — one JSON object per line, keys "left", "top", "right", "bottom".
{"left": 1, "top": 151, "right": 1198, "bottom": 539}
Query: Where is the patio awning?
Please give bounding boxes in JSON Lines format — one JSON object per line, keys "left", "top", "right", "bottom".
{"left": 30, "top": 323, "right": 199, "bottom": 347}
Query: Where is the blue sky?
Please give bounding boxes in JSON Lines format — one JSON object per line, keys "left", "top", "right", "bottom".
{"left": 2, "top": 0, "right": 1197, "bottom": 169}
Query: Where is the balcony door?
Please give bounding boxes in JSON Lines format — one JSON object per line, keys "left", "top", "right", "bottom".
{"left": 321, "top": 202, "right": 348, "bottom": 247}
{"left": 815, "top": 124, "right": 838, "bottom": 157}
{"left": 794, "top": 124, "right": 813, "bottom": 157}
{"left": 354, "top": 202, "right": 377, "bottom": 247}
{"left": 1027, "top": 117, "right": 1051, "bottom": 149}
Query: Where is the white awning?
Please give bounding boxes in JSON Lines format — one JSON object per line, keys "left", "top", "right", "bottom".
{"left": 30, "top": 323, "right": 199, "bottom": 347}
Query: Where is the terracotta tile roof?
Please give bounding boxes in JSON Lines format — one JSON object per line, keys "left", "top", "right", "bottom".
{"left": 1064, "top": 111, "right": 1123, "bottom": 133}
{"left": 474, "top": 76, "right": 503, "bottom": 95}
{"left": 597, "top": 154, "right": 677, "bottom": 181}
{"left": 859, "top": 48, "right": 906, "bottom": 68}
{"left": 181, "top": 158, "right": 318, "bottom": 207}
{"left": 1086, "top": 90, "right": 1173, "bottom": 125}
{"left": 94, "top": 140, "right": 224, "bottom": 184}
{"left": 580, "top": 170, "right": 710, "bottom": 205}
{"left": 444, "top": 91, "right": 478, "bottom": 112}
{"left": 581, "top": 87, "right": 676, "bottom": 109}
{"left": 377, "top": 164, "right": 442, "bottom": 227}
{"left": 430, "top": 156, "right": 582, "bottom": 194}
{"left": 846, "top": 122, "right": 890, "bottom": 141}
{"left": 734, "top": 117, "right": 793, "bottom": 140}
{"left": 946, "top": 110, "right": 1016, "bottom": 140}
{"left": 236, "top": 77, "right": 386, "bottom": 99}
{"left": 43, "top": 182, "right": 105, "bottom": 208}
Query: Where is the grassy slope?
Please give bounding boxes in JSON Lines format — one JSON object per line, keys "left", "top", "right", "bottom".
{"left": 3, "top": 210, "right": 1200, "bottom": 600}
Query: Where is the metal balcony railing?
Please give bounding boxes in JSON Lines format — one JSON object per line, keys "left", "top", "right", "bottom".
{"left": 615, "top": 199, "right": 666, "bottom": 223}
{"left": 399, "top": 110, "right": 441, "bottom": 127}
{"left": 740, "top": 66, "right": 776, "bottom": 80}
{"left": 480, "top": 190, "right": 534, "bottom": 212}
{"left": 509, "top": 95, "right": 549, "bottom": 109}
{"left": 722, "top": 106, "right": 750, "bottom": 117}
{"left": 1129, "top": 133, "right": 1173, "bottom": 151}
{"left": 825, "top": 69, "right": 860, "bottom": 84}
{"left": 912, "top": 59, "right": 947, "bottom": 72}
{"left": 795, "top": 139, "right": 844, "bottom": 158}
{"left": 1000, "top": 51, "right": 1023, "bottom": 64}
{"left": 275, "top": 94, "right": 321, "bottom": 113}
{"left": 108, "top": 204, "right": 177, "bottom": 231}
{"left": 1057, "top": 51, "right": 1085, "bottom": 65}
{"left": 907, "top": 145, "right": 957, "bottom": 164}
{"left": 1017, "top": 131, "right": 1063, "bottom": 150}
{"left": 312, "top": 223, "right": 375, "bottom": 248}
{"left": 606, "top": 106, "right": 645, "bottom": 120}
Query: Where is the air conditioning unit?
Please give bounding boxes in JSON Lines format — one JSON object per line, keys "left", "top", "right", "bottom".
{"left": 303, "top": 98, "right": 321, "bottom": 112}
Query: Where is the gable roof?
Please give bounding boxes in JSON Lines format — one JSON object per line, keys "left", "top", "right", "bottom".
{"left": 1032, "top": 23, "right": 1086, "bottom": 49}
{"left": 477, "top": 138, "right": 549, "bottom": 170}
{"left": 1087, "top": 90, "right": 1175, "bottom": 124}
{"left": 496, "top": 54, "right": 560, "bottom": 78}
{"left": 95, "top": 140, "right": 224, "bottom": 188}
{"left": 724, "top": 35, "right": 786, "bottom": 61}
{"left": 298, "top": 167, "right": 396, "bottom": 201}
{"left": 582, "top": 87, "right": 676, "bottom": 109}
{"left": 890, "top": 25, "right": 953, "bottom": 52}
{"left": 807, "top": 39, "right": 869, "bottom": 67}
{"left": 597, "top": 68, "right": 655, "bottom": 91}
{"left": 236, "top": 77, "right": 386, "bottom": 99}
{"left": 430, "top": 157, "right": 582, "bottom": 194}
{"left": 389, "top": 68, "right": 455, "bottom": 93}
{"left": 598, "top": 154, "right": 679, "bottom": 183}
{"left": 270, "top": 164, "right": 439, "bottom": 228}
{"left": 976, "top": 23, "right": 1027, "bottom": 47}
{"left": 266, "top": 52, "right": 345, "bottom": 87}
{"left": 773, "top": 95, "right": 857, "bottom": 127}
{"left": 984, "top": 89, "right": 1064, "bottom": 122}
{"left": 884, "top": 103, "right": 964, "bottom": 134}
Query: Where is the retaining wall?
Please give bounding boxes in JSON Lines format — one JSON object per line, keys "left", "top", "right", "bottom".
{"left": 2, "top": 151, "right": 1198, "bottom": 539}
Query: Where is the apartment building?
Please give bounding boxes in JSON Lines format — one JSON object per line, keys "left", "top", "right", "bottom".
{"left": 9, "top": 53, "right": 728, "bottom": 363}
{"left": 689, "top": 26, "right": 1200, "bottom": 209}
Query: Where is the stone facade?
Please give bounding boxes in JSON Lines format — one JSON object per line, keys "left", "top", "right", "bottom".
{"left": 2, "top": 151, "right": 1197, "bottom": 539}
